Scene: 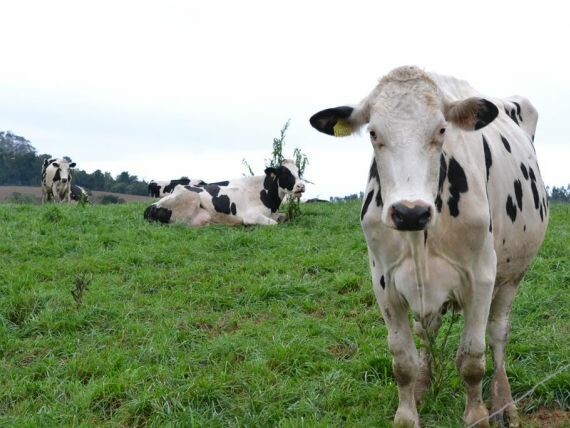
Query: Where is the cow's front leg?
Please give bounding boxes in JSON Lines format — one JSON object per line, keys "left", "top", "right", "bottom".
{"left": 243, "top": 212, "right": 278, "bottom": 226}
{"left": 372, "top": 276, "right": 419, "bottom": 427}
{"left": 457, "top": 268, "right": 495, "bottom": 427}
{"left": 412, "top": 312, "right": 443, "bottom": 405}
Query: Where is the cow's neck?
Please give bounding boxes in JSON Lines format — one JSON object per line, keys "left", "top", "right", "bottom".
{"left": 260, "top": 175, "right": 282, "bottom": 213}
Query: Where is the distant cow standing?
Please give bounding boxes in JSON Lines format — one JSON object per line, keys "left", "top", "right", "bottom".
{"left": 148, "top": 178, "right": 206, "bottom": 198}
{"left": 144, "top": 159, "right": 305, "bottom": 226}
{"left": 41, "top": 158, "right": 77, "bottom": 203}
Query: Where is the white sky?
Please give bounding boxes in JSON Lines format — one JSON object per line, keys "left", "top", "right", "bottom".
{"left": 1, "top": 0, "right": 569, "bottom": 199}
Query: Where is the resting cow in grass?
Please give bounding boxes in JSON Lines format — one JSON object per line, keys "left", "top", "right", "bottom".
{"left": 310, "top": 66, "right": 548, "bottom": 427}
{"left": 41, "top": 158, "right": 77, "bottom": 203}
{"left": 144, "top": 159, "right": 305, "bottom": 226}
{"left": 148, "top": 178, "right": 206, "bottom": 198}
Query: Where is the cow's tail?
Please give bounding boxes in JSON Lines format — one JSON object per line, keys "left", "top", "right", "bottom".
{"left": 144, "top": 204, "right": 173, "bottom": 224}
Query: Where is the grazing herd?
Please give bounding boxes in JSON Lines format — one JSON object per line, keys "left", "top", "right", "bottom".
{"left": 38, "top": 66, "right": 549, "bottom": 427}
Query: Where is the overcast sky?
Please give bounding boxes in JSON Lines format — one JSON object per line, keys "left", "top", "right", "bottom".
{"left": 1, "top": 0, "right": 568, "bottom": 199}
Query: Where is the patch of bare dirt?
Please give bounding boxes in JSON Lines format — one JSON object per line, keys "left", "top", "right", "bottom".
{"left": 0, "top": 186, "right": 154, "bottom": 203}
{"left": 523, "top": 408, "right": 570, "bottom": 428}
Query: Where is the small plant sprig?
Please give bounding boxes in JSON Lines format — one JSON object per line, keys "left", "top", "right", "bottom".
{"left": 71, "top": 273, "right": 92, "bottom": 308}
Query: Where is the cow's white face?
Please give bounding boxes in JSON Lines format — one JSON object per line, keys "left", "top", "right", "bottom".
{"left": 367, "top": 85, "right": 446, "bottom": 230}
{"left": 310, "top": 66, "right": 498, "bottom": 231}
{"left": 52, "top": 161, "right": 76, "bottom": 184}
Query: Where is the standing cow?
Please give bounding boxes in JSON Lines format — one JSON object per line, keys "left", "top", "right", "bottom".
{"left": 148, "top": 178, "right": 206, "bottom": 198}
{"left": 310, "top": 66, "right": 547, "bottom": 427}
{"left": 41, "top": 158, "right": 77, "bottom": 203}
{"left": 144, "top": 159, "right": 305, "bottom": 226}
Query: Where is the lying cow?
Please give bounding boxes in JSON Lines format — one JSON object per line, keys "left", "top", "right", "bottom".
{"left": 144, "top": 159, "right": 305, "bottom": 226}
{"left": 70, "top": 184, "right": 90, "bottom": 203}
{"left": 148, "top": 178, "right": 206, "bottom": 198}
{"left": 41, "top": 158, "right": 77, "bottom": 203}
{"left": 310, "top": 66, "right": 548, "bottom": 427}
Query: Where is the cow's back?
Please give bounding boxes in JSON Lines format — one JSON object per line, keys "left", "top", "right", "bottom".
{"left": 431, "top": 73, "right": 548, "bottom": 284}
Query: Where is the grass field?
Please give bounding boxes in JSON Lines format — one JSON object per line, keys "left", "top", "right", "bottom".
{"left": 0, "top": 201, "right": 568, "bottom": 427}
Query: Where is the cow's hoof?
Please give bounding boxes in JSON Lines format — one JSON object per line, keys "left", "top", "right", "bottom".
{"left": 394, "top": 408, "right": 419, "bottom": 427}
{"left": 465, "top": 405, "right": 490, "bottom": 427}
{"left": 489, "top": 405, "right": 519, "bottom": 428}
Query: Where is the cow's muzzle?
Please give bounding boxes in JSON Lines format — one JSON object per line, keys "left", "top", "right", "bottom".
{"left": 293, "top": 183, "right": 305, "bottom": 196}
{"left": 61, "top": 178, "right": 68, "bottom": 183}
{"left": 390, "top": 202, "right": 432, "bottom": 231}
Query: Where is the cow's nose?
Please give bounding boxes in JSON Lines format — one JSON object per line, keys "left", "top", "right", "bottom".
{"left": 61, "top": 178, "right": 68, "bottom": 183}
{"left": 296, "top": 183, "right": 306, "bottom": 192}
{"left": 391, "top": 203, "right": 431, "bottom": 231}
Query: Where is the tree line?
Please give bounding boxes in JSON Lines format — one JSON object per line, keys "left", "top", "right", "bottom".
{"left": 0, "top": 131, "right": 148, "bottom": 195}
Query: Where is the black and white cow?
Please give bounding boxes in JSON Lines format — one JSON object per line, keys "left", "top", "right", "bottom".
{"left": 144, "top": 159, "right": 305, "bottom": 226}
{"left": 41, "top": 158, "right": 77, "bottom": 203}
{"left": 148, "top": 178, "right": 206, "bottom": 198}
{"left": 70, "top": 184, "right": 90, "bottom": 203}
{"left": 310, "top": 66, "right": 548, "bottom": 427}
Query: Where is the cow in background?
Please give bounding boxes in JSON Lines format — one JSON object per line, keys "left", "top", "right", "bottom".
{"left": 41, "top": 158, "right": 77, "bottom": 203}
{"left": 144, "top": 159, "right": 305, "bottom": 226}
{"left": 148, "top": 178, "right": 206, "bottom": 198}
{"left": 70, "top": 184, "right": 90, "bottom": 203}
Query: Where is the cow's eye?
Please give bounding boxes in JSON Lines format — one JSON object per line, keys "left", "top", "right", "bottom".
{"left": 370, "top": 130, "right": 376, "bottom": 139}
{"left": 439, "top": 128, "right": 446, "bottom": 135}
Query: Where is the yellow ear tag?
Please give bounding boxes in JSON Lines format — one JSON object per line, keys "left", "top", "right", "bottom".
{"left": 333, "top": 120, "right": 353, "bottom": 137}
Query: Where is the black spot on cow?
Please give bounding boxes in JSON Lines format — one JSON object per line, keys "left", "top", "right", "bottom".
{"left": 184, "top": 186, "right": 203, "bottom": 193}
{"left": 539, "top": 204, "right": 544, "bottom": 222}
{"left": 204, "top": 184, "right": 221, "bottom": 197}
{"left": 531, "top": 182, "right": 540, "bottom": 210}
{"left": 212, "top": 195, "right": 233, "bottom": 214}
{"left": 209, "top": 180, "right": 229, "bottom": 186}
{"left": 231, "top": 202, "right": 237, "bottom": 215}
{"left": 542, "top": 197, "right": 547, "bottom": 215}
{"left": 372, "top": 260, "right": 375, "bottom": 267}
{"left": 276, "top": 166, "right": 295, "bottom": 191}
{"left": 163, "top": 178, "right": 191, "bottom": 194}
{"left": 436, "top": 154, "right": 448, "bottom": 213}
{"left": 520, "top": 163, "right": 529, "bottom": 180}
{"left": 380, "top": 275, "right": 385, "bottom": 289}
{"left": 53, "top": 168, "right": 61, "bottom": 182}
{"left": 500, "top": 135, "right": 511, "bottom": 153}
{"left": 144, "top": 205, "right": 172, "bottom": 224}
{"left": 507, "top": 258, "right": 511, "bottom": 263}
{"left": 503, "top": 239, "right": 506, "bottom": 245}
{"left": 524, "top": 224, "right": 526, "bottom": 232}
{"left": 529, "top": 166, "right": 536, "bottom": 182}
{"left": 505, "top": 105, "right": 519, "bottom": 125}
{"left": 489, "top": 219, "right": 493, "bottom": 233}
{"left": 446, "top": 157, "right": 468, "bottom": 217}
{"left": 361, "top": 190, "right": 374, "bottom": 221}
{"left": 514, "top": 179, "right": 523, "bottom": 210}
{"left": 369, "top": 158, "right": 383, "bottom": 206}
{"left": 513, "top": 102, "right": 523, "bottom": 122}
{"left": 260, "top": 173, "right": 282, "bottom": 213}
{"left": 506, "top": 195, "right": 517, "bottom": 223}
{"left": 482, "top": 135, "right": 492, "bottom": 182}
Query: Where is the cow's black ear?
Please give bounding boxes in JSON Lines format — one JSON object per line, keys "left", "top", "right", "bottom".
{"left": 52, "top": 162, "right": 59, "bottom": 168}
{"left": 69, "top": 162, "right": 76, "bottom": 168}
{"left": 445, "top": 98, "right": 498, "bottom": 131}
{"left": 310, "top": 106, "right": 355, "bottom": 136}
{"left": 264, "top": 167, "right": 278, "bottom": 177}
